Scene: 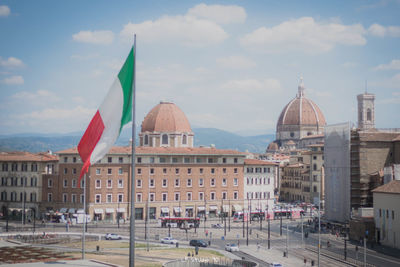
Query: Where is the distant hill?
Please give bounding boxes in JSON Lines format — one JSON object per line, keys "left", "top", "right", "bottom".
{"left": 0, "top": 128, "right": 274, "bottom": 154}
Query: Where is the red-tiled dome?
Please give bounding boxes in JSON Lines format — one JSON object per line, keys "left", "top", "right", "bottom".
{"left": 277, "top": 79, "right": 326, "bottom": 128}
{"left": 141, "top": 101, "right": 192, "bottom": 133}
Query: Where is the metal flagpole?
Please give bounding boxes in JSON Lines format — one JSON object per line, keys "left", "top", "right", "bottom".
{"left": 129, "top": 34, "right": 137, "bottom": 267}
{"left": 82, "top": 174, "right": 86, "bottom": 259}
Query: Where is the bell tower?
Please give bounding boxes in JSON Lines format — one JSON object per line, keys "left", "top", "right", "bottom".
{"left": 357, "top": 92, "right": 375, "bottom": 130}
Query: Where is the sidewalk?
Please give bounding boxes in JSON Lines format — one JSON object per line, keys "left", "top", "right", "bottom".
{"left": 240, "top": 244, "right": 306, "bottom": 266}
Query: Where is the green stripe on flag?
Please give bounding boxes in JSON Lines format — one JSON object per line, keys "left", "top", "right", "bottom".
{"left": 118, "top": 47, "right": 134, "bottom": 132}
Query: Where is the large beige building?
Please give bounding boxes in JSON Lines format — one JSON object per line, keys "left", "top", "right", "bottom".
{"left": 0, "top": 151, "right": 58, "bottom": 220}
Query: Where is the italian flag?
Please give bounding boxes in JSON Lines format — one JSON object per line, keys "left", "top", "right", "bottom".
{"left": 78, "top": 47, "right": 134, "bottom": 184}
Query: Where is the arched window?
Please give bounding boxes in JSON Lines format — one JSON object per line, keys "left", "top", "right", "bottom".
{"left": 182, "top": 134, "right": 187, "bottom": 145}
{"left": 367, "top": 108, "right": 372, "bottom": 121}
{"left": 307, "top": 132, "right": 312, "bottom": 136}
{"left": 290, "top": 132, "right": 294, "bottom": 138}
{"left": 144, "top": 135, "right": 149, "bottom": 145}
{"left": 162, "top": 134, "right": 168, "bottom": 145}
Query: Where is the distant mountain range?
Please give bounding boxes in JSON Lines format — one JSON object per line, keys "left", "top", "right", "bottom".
{"left": 0, "top": 128, "right": 274, "bottom": 154}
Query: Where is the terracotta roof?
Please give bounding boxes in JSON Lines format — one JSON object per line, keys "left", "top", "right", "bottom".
{"left": 285, "top": 163, "right": 304, "bottom": 168}
{"left": 308, "top": 143, "right": 324, "bottom": 147}
{"left": 286, "top": 140, "right": 296, "bottom": 145}
{"left": 392, "top": 134, "right": 400, "bottom": 142}
{"left": 0, "top": 151, "right": 58, "bottom": 162}
{"left": 57, "top": 146, "right": 246, "bottom": 156}
{"left": 301, "top": 134, "right": 324, "bottom": 140}
{"left": 244, "top": 159, "right": 279, "bottom": 166}
{"left": 358, "top": 131, "right": 400, "bottom": 142}
{"left": 141, "top": 101, "right": 192, "bottom": 133}
{"left": 372, "top": 180, "right": 400, "bottom": 194}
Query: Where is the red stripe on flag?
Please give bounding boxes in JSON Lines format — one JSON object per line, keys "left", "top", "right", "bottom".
{"left": 78, "top": 110, "right": 105, "bottom": 186}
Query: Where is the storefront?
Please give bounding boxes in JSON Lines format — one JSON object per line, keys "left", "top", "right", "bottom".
{"left": 209, "top": 206, "right": 218, "bottom": 218}
{"left": 185, "top": 207, "right": 194, "bottom": 217}
{"left": 173, "top": 207, "right": 182, "bottom": 217}
{"left": 94, "top": 209, "right": 103, "bottom": 221}
{"left": 149, "top": 207, "right": 156, "bottom": 219}
{"left": 105, "top": 208, "right": 114, "bottom": 221}
{"left": 117, "top": 207, "right": 125, "bottom": 220}
{"left": 197, "top": 206, "right": 205, "bottom": 218}
{"left": 160, "top": 207, "right": 169, "bottom": 217}
{"left": 135, "top": 208, "right": 143, "bottom": 220}
{"left": 232, "top": 205, "right": 242, "bottom": 216}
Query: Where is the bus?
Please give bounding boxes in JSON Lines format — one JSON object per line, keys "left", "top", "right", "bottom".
{"left": 158, "top": 217, "right": 200, "bottom": 229}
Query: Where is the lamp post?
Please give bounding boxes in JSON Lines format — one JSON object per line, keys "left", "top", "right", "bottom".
{"left": 32, "top": 208, "right": 36, "bottom": 235}
{"left": 246, "top": 199, "right": 249, "bottom": 246}
{"left": 228, "top": 199, "right": 231, "bottom": 232}
{"left": 117, "top": 201, "right": 120, "bottom": 229}
{"left": 267, "top": 205, "right": 270, "bottom": 249}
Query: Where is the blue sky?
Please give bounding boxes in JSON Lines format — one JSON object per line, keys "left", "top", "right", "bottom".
{"left": 0, "top": 0, "right": 399, "bottom": 136}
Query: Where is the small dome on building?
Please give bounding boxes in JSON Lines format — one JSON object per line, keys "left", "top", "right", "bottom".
{"left": 141, "top": 101, "right": 192, "bottom": 133}
{"left": 267, "top": 142, "right": 279, "bottom": 151}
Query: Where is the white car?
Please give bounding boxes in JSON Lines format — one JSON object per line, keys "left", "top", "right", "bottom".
{"left": 105, "top": 233, "right": 122, "bottom": 240}
{"left": 225, "top": 243, "right": 239, "bottom": 252}
{"left": 160, "top": 237, "right": 178, "bottom": 244}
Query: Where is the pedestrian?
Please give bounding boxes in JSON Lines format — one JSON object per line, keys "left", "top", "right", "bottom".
{"left": 257, "top": 242, "right": 260, "bottom": 251}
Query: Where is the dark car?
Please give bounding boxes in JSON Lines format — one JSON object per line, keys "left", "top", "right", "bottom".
{"left": 189, "top": 239, "right": 208, "bottom": 247}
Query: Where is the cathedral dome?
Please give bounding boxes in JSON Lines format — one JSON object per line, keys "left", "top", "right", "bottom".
{"left": 141, "top": 101, "right": 192, "bottom": 133}
{"left": 277, "top": 79, "right": 326, "bottom": 128}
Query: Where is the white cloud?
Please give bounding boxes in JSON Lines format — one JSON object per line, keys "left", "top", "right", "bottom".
{"left": 187, "top": 3, "right": 246, "bottom": 25}
{"left": 0, "top": 5, "right": 10, "bottom": 17}
{"left": 12, "top": 90, "right": 60, "bottom": 103}
{"left": 374, "top": 59, "right": 400, "bottom": 70}
{"left": 368, "top": 23, "right": 400, "bottom": 37}
{"left": 120, "top": 15, "right": 228, "bottom": 47}
{"left": 0, "top": 57, "right": 25, "bottom": 68}
{"left": 216, "top": 55, "right": 256, "bottom": 69}
{"left": 72, "top": 30, "right": 114, "bottom": 45}
{"left": 2, "top": 75, "right": 24, "bottom": 85}
{"left": 240, "top": 17, "right": 366, "bottom": 53}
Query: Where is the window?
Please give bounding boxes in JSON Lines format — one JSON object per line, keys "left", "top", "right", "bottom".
{"left": 313, "top": 186, "right": 317, "bottom": 192}
{"left": 187, "top": 192, "right": 192, "bottom": 201}
{"left": 64, "top": 168, "right": 67, "bottom": 174}
{"left": 149, "top": 179, "right": 155, "bottom": 187}
{"left": 137, "top": 157, "right": 142, "bottom": 163}
{"left": 162, "top": 179, "right": 167, "bottom": 187}
{"left": 163, "top": 168, "right": 167, "bottom": 174}
{"left": 118, "top": 179, "right": 123, "bottom": 188}
{"left": 149, "top": 193, "right": 155, "bottom": 202}
{"left": 187, "top": 179, "right": 192, "bottom": 187}
{"left": 222, "top": 178, "right": 227, "bottom": 186}
{"left": 234, "top": 158, "right": 238, "bottom": 163}
{"left": 234, "top": 168, "right": 238, "bottom": 174}
{"left": 30, "top": 192, "right": 36, "bottom": 202}
{"left": 96, "top": 168, "right": 101, "bottom": 175}
{"left": 2, "top": 163, "right": 8, "bottom": 172}
{"left": 290, "top": 132, "right": 294, "bottom": 138}
{"left": 63, "top": 157, "right": 67, "bottom": 163}
{"left": 48, "top": 193, "right": 52, "bottom": 202}
{"left": 96, "top": 180, "right": 101, "bottom": 188}
{"left": 31, "top": 163, "right": 37, "bottom": 172}
{"left": 48, "top": 179, "right": 53, "bottom": 188}
{"left": 162, "top": 134, "right": 168, "bottom": 145}
{"left": 199, "top": 178, "right": 204, "bottom": 187}
{"left": 200, "top": 168, "right": 203, "bottom": 174}
{"left": 80, "top": 194, "right": 84, "bottom": 203}
{"left": 313, "top": 164, "right": 317, "bottom": 171}
{"left": 234, "top": 178, "right": 238, "bottom": 186}
{"left": 223, "top": 168, "right": 226, "bottom": 173}
{"left": 234, "top": 191, "right": 238, "bottom": 200}
{"left": 392, "top": 210, "right": 395, "bottom": 220}
{"left": 162, "top": 193, "right": 167, "bottom": 202}
{"left": 118, "top": 194, "right": 123, "bottom": 202}
{"left": 211, "top": 168, "right": 215, "bottom": 174}
{"left": 313, "top": 156, "right": 317, "bottom": 160}
{"left": 150, "top": 157, "right": 155, "bottom": 163}
{"left": 95, "top": 194, "right": 101, "bottom": 203}
{"left": 187, "top": 168, "right": 192, "bottom": 174}
{"left": 222, "top": 192, "right": 227, "bottom": 200}
{"left": 199, "top": 192, "right": 204, "bottom": 201}
{"left": 63, "top": 193, "right": 68, "bottom": 203}
{"left": 71, "top": 194, "right": 76, "bottom": 203}
{"left": 108, "top": 157, "right": 112, "bottom": 163}
{"left": 211, "top": 178, "right": 215, "bottom": 186}
{"left": 136, "top": 193, "right": 142, "bottom": 202}
{"left": 182, "top": 134, "right": 187, "bottom": 145}
{"left": 175, "top": 179, "right": 180, "bottom": 187}
{"left": 184, "top": 157, "right": 190, "bottom": 163}
{"left": 175, "top": 168, "right": 179, "bottom": 174}
{"left": 150, "top": 168, "right": 155, "bottom": 174}
{"left": 80, "top": 179, "right": 85, "bottom": 188}
{"left": 107, "top": 168, "right": 112, "bottom": 175}
{"left": 63, "top": 179, "right": 68, "bottom": 188}
{"left": 137, "top": 168, "right": 142, "bottom": 174}
{"left": 21, "top": 163, "right": 27, "bottom": 172}
{"left": 208, "top": 158, "right": 213, "bottom": 163}
{"left": 174, "top": 192, "right": 180, "bottom": 201}
{"left": 107, "top": 194, "right": 112, "bottom": 203}
{"left": 223, "top": 158, "right": 226, "bottom": 163}
{"left": 11, "top": 163, "right": 18, "bottom": 171}
{"left": 72, "top": 179, "right": 77, "bottom": 188}
{"left": 118, "top": 157, "right": 123, "bottom": 163}
{"left": 107, "top": 179, "right": 112, "bottom": 188}
{"left": 118, "top": 168, "right": 123, "bottom": 175}
{"left": 379, "top": 209, "right": 382, "bottom": 217}
{"left": 367, "top": 108, "right": 372, "bottom": 121}
{"left": 136, "top": 179, "right": 142, "bottom": 188}
{"left": 210, "top": 192, "right": 215, "bottom": 200}
{"left": 144, "top": 135, "right": 149, "bottom": 145}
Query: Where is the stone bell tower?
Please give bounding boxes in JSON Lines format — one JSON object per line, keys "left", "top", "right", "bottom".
{"left": 357, "top": 92, "right": 375, "bottom": 130}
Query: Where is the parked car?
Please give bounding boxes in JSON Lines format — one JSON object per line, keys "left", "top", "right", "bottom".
{"left": 225, "top": 243, "right": 239, "bottom": 252}
{"left": 160, "top": 237, "right": 178, "bottom": 244}
{"left": 189, "top": 239, "right": 208, "bottom": 247}
{"left": 211, "top": 223, "right": 223, "bottom": 228}
{"left": 269, "top": 263, "right": 283, "bottom": 267}
{"left": 105, "top": 233, "right": 122, "bottom": 240}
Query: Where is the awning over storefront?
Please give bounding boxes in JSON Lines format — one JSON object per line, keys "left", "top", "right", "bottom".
{"left": 185, "top": 206, "right": 193, "bottom": 210}
{"left": 222, "top": 205, "right": 230, "bottom": 212}
{"left": 94, "top": 209, "right": 103, "bottom": 214}
{"left": 59, "top": 208, "right": 68, "bottom": 213}
{"left": 106, "top": 208, "right": 115, "bottom": 213}
{"left": 161, "top": 207, "right": 169, "bottom": 213}
{"left": 209, "top": 205, "right": 218, "bottom": 211}
{"left": 117, "top": 208, "right": 126, "bottom": 213}
{"left": 77, "top": 209, "right": 85, "bottom": 214}
{"left": 197, "top": 206, "right": 205, "bottom": 211}
{"left": 233, "top": 205, "right": 242, "bottom": 211}
{"left": 68, "top": 208, "right": 75, "bottom": 214}
{"left": 173, "top": 207, "right": 182, "bottom": 213}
